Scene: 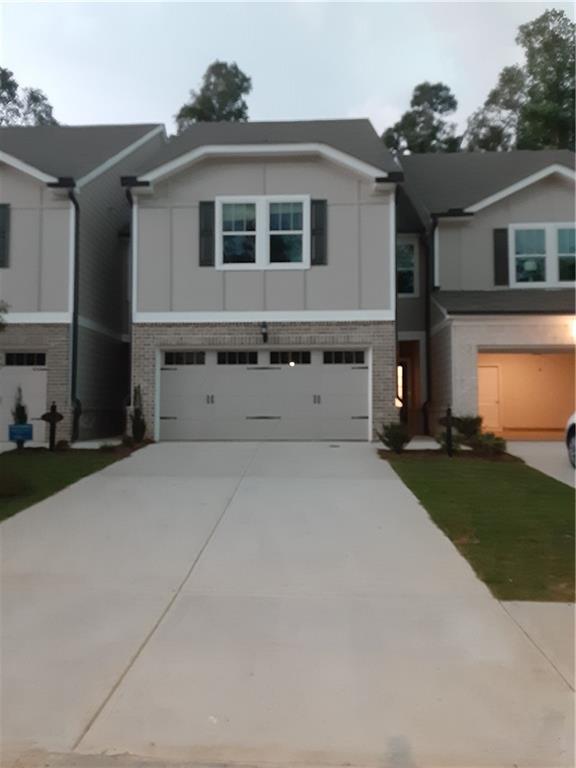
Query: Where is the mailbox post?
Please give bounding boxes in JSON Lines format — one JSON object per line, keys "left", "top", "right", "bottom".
{"left": 41, "top": 402, "right": 64, "bottom": 451}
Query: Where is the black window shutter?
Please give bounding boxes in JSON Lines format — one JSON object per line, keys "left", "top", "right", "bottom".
{"left": 493, "top": 228, "right": 509, "bottom": 286}
{"left": 311, "top": 199, "right": 327, "bottom": 266}
{"left": 0, "top": 204, "right": 10, "bottom": 268}
{"left": 199, "top": 201, "right": 215, "bottom": 266}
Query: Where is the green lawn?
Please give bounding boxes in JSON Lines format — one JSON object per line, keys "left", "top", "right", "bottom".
{"left": 388, "top": 456, "right": 575, "bottom": 602}
{"left": 0, "top": 448, "right": 124, "bottom": 523}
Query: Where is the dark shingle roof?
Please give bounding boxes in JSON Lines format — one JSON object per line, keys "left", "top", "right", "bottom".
{"left": 401, "top": 150, "right": 575, "bottom": 224}
{"left": 435, "top": 289, "right": 575, "bottom": 315}
{"left": 134, "top": 119, "right": 400, "bottom": 176}
{"left": 0, "top": 124, "right": 162, "bottom": 180}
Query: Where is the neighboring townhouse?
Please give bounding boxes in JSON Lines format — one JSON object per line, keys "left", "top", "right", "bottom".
{"left": 0, "top": 123, "right": 164, "bottom": 442}
{"left": 122, "top": 119, "right": 402, "bottom": 441}
{"left": 400, "top": 150, "right": 576, "bottom": 439}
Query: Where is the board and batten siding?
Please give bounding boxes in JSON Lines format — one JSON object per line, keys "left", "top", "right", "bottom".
{"left": 437, "top": 175, "right": 575, "bottom": 291}
{"left": 0, "top": 163, "right": 70, "bottom": 313}
{"left": 135, "top": 157, "right": 394, "bottom": 313}
{"left": 438, "top": 176, "right": 575, "bottom": 291}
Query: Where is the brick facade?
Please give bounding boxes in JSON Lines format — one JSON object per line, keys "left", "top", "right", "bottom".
{"left": 0, "top": 324, "right": 72, "bottom": 440}
{"left": 132, "top": 321, "right": 397, "bottom": 440}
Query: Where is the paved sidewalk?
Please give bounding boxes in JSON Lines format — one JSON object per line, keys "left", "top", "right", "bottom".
{"left": 1, "top": 442, "right": 573, "bottom": 767}
{"left": 507, "top": 440, "right": 575, "bottom": 487}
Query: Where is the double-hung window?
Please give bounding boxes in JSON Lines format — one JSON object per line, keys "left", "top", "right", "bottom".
{"left": 510, "top": 223, "right": 576, "bottom": 287}
{"left": 396, "top": 237, "right": 418, "bottom": 297}
{"left": 216, "top": 196, "right": 310, "bottom": 270}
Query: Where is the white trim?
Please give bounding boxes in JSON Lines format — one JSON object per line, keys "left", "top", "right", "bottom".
{"left": 397, "top": 330, "right": 427, "bottom": 401}
{"left": 0, "top": 150, "right": 57, "bottom": 184}
{"left": 139, "top": 143, "right": 388, "bottom": 184}
{"left": 134, "top": 309, "right": 395, "bottom": 324}
{"left": 508, "top": 222, "right": 575, "bottom": 289}
{"left": 77, "top": 315, "right": 125, "bottom": 342}
{"left": 466, "top": 165, "right": 576, "bottom": 214}
{"left": 131, "top": 196, "right": 139, "bottom": 320}
{"left": 433, "top": 225, "right": 440, "bottom": 288}
{"left": 4, "top": 312, "right": 71, "bottom": 324}
{"left": 396, "top": 234, "right": 419, "bottom": 298}
{"left": 76, "top": 125, "right": 165, "bottom": 189}
{"left": 215, "top": 195, "right": 311, "bottom": 271}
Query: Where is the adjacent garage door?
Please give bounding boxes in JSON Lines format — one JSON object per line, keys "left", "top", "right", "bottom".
{"left": 478, "top": 350, "right": 575, "bottom": 438}
{"left": 0, "top": 353, "right": 48, "bottom": 442}
{"left": 160, "top": 349, "right": 369, "bottom": 441}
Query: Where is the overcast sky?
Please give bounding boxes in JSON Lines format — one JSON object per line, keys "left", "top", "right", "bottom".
{"left": 1, "top": 1, "right": 573, "bottom": 136}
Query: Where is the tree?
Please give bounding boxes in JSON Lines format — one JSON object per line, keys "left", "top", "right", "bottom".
{"left": 0, "top": 67, "right": 58, "bottom": 126}
{"left": 176, "top": 61, "right": 252, "bottom": 132}
{"left": 464, "top": 9, "right": 574, "bottom": 151}
{"left": 465, "top": 66, "right": 526, "bottom": 151}
{"left": 383, "top": 82, "right": 460, "bottom": 154}
{"left": 516, "top": 9, "right": 575, "bottom": 149}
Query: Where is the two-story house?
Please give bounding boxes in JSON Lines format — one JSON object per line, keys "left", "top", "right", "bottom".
{"left": 122, "top": 120, "right": 402, "bottom": 441}
{"left": 0, "top": 123, "right": 164, "bottom": 442}
{"left": 400, "top": 150, "right": 575, "bottom": 439}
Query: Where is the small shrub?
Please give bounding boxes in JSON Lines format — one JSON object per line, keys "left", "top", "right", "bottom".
{"left": 436, "top": 430, "right": 463, "bottom": 454}
{"left": 454, "top": 415, "right": 483, "bottom": 443}
{"left": 471, "top": 432, "right": 507, "bottom": 456}
{"left": 130, "top": 385, "right": 147, "bottom": 443}
{"left": 0, "top": 472, "right": 29, "bottom": 498}
{"left": 12, "top": 386, "right": 28, "bottom": 425}
{"left": 56, "top": 440, "right": 70, "bottom": 451}
{"left": 379, "top": 422, "right": 411, "bottom": 453}
{"left": 122, "top": 434, "right": 135, "bottom": 448}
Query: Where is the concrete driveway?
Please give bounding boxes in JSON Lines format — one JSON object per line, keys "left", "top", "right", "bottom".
{"left": 507, "top": 440, "right": 575, "bottom": 487}
{"left": 1, "top": 443, "right": 573, "bottom": 768}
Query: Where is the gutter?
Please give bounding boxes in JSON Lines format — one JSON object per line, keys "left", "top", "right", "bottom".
{"left": 48, "top": 177, "right": 81, "bottom": 440}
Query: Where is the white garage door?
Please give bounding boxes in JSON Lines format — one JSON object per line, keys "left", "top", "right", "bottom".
{"left": 160, "top": 349, "right": 369, "bottom": 441}
{"left": 0, "top": 353, "right": 48, "bottom": 442}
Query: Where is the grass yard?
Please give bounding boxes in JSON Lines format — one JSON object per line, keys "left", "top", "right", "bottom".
{"left": 0, "top": 448, "right": 125, "bottom": 523}
{"left": 388, "top": 455, "right": 575, "bottom": 602}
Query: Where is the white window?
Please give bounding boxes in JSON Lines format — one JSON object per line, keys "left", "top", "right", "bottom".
{"left": 396, "top": 236, "right": 419, "bottom": 297}
{"left": 510, "top": 223, "right": 576, "bottom": 287}
{"left": 215, "top": 196, "right": 310, "bottom": 270}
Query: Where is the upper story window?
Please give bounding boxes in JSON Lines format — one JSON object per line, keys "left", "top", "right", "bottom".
{"left": 510, "top": 223, "right": 575, "bottom": 287}
{"left": 215, "top": 196, "right": 310, "bottom": 270}
{"left": 396, "top": 237, "right": 419, "bottom": 297}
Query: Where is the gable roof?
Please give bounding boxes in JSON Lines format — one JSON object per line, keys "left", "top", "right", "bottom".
{"left": 434, "top": 289, "right": 575, "bottom": 316}
{"left": 0, "top": 124, "right": 163, "bottom": 183}
{"left": 131, "top": 119, "right": 401, "bottom": 179}
{"left": 400, "top": 150, "right": 575, "bottom": 225}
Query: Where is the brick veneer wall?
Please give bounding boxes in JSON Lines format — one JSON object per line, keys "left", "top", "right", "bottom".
{"left": 132, "top": 321, "right": 397, "bottom": 440}
{"left": 0, "top": 324, "right": 72, "bottom": 440}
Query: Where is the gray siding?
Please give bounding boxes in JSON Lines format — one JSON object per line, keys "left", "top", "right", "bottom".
{"left": 0, "top": 164, "right": 70, "bottom": 313}
{"left": 136, "top": 157, "right": 394, "bottom": 313}
{"left": 438, "top": 175, "right": 575, "bottom": 290}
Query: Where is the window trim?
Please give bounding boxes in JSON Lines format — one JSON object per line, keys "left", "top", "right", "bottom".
{"left": 215, "top": 195, "right": 311, "bottom": 271}
{"left": 396, "top": 235, "right": 419, "bottom": 298}
{"left": 509, "top": 223, "right": 576, "bottom": 288}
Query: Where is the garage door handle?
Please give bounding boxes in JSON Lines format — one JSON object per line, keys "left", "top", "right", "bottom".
{"left": 245, "top": 416, "right": 281, "bottom": 420}
{"left": 313, "top": 394, "right": 322, "bottom": 404}
{"left": 206, "top": 395, "right": 215, "bottom": 404}
{"left": 350, "top": 416, "right": 369, "bottom": 420}
{"left": 160, "top": 417, "right": 177, "bottom": 420}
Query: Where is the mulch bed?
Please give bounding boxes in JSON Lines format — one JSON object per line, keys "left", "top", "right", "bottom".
{"left": 378, "top": 449, "right": 522, "bottom": 463}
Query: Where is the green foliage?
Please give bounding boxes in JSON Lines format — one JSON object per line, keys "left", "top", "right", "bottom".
{"left": 176, "top": 61, "right": 252, "bottom": 132}
{"left": 122, "top": 434, "right": 135, "bottom": 448}
{"left": 0, "top": 300, "right": 8, "bottom": 332}
{"left": 464, "top": 9, "right": 574, "bottom": 150}
{"left": 383, "top": 81, "right": 460, "bottom": 154}
{"left": 436, "top": 430, "right": 462, "bottom": 454}
{"left": 471, "top": 432, "right": 507, "bottom": 457}
{"left": 379, "top": 422, "right": 411, "bottom": 453}
{"left": 131, "top": 385, "right": 146, "bottom": 443}
{"left": 0, "top": 67, "right": 58, "bottom": 127}
{"left": 12, "top": 386, "right": 28, "bottom": 424}
{"left": 454, "top": 416, "right": 483, "bottom": 442}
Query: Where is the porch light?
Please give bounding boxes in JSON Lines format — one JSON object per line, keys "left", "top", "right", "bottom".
{"left": 289, "top": 361, "right": 296, "bottom": 367}
{"left": 260, "top": 322, "right": 268, "bottom": 344}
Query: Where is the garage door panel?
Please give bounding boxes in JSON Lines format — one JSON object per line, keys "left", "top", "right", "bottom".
{"left": 159, "top": 348, "right": 369, "bottom": 441}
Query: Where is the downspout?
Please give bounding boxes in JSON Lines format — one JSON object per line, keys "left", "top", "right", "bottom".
{"left": 68, "top": 189, "right": 81, "bottom": 441}
{"left": 423, "top": 216, "right": 437, "bottom": 435}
